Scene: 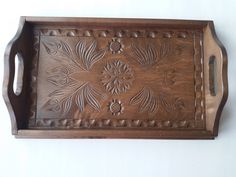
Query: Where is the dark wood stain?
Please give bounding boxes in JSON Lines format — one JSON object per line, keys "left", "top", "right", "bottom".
{"left": 2, "top": 17, "right": 228, "bottom": 139}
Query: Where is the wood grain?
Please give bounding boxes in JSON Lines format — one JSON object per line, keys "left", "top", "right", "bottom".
{"left": 2, "top": 17, "right": 228, "bottom": 139}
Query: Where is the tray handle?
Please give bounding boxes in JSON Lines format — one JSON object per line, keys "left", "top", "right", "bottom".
{"left": 3, "top": 17, "right": 30, "bottom": 135}
{"left": 204, "top": 22, "right": 228, "bottom": 136}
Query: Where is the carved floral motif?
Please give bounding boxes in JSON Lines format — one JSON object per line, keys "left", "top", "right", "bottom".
{"left": 45, "top": 80, "right": 105, "bottom": 114}
{"left": 108, "top": 99, "right": 124, "bottom": 116}
{"left": 46, "top": 65, "right": 73, "bottom": 86}
{"left": 101, "top": 60, "right": 134, "bottom": 94}
{"left": 42, "top": 39, "right": 107, "bottom": 114}
{"left": 42, "top": 39, "right": 106, "bottom": 71}
{"left": 109, "top": 38, "right": 123, "bottom": 54}
{"left": 25, "top": 27, "right": 207, "bottom": 132}
{"left": 42, "top": 37, "right": 186, "bottom": 118}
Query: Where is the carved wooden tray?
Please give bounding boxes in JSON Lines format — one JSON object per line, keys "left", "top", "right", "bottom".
{"left": 3, "top": 17, "right": 228, "bottom": 139}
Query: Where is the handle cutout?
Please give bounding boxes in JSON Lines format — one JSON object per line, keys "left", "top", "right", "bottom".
{"left": 209, "top": 55, "right": 217, "bottom": 96}
{"left": 13, "top": 53, "right": 24, "bottom": 96}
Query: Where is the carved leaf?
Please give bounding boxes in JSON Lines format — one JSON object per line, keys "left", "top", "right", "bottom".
{"left": 47, "top": 81, "right": 103, "bottom": 114}
{"left": 131, "top": 41, "right": 171, "bottom": 66}
{"left": 131, "top": 43, "right": 158, "bottom": 66}
{"left": 130, "top": 88, "right": 145, "bottom": 105}
{"left": 163, "top": 69, "right": 176, "bottom": 87}
{"left": 47, "top": 65, "right": 73, "bottom": 86}
{"left": 75, "top": 83, "right": 103, "bottom": 112}
{"left": 61, "top": 96, "right": 73, "bottom": 114}
{"left": 43, "top": 39, "right": 105, "bottom": 71}
{"left": 44, "top": 99, "right": 60, "bottom": 112}
{"left": 158, "top": 41, "right": 171, "bottom": 60}
{"left": 174, "top": 98, "right": 185, "bottom": 110}
{"left": 84, "top": 85, "right": 101, "bottom": 111}
{"left": 49, "top": 89, "right": 65, "bottom": 97}
{"left": 75, "top": 89, "right": 85, "bottom": 112}
{"left": 42, "top": 40, "right": 72, "bottom": 59}
{"left": 159, "top": 93, "right": 185, "bottom": 113}
{"left": 160, "top": 94, "right": 172, "bottom": 112}
{"left": 130, "top": 88, "right": 184, "bottom": 114}
{"left": 130, "top": 87, "right": 158, "bottom": 113}
{"left": 75, "top": 40, "right": 106, "bottom": 70}
{"left": 90, "top": 50, "right": 107, "bottom": 67}
{"left": 61, "top": 41, "right": 72, "bottom": 58}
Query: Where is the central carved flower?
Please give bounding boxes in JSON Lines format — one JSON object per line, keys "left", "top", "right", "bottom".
{"left": 102, "top": 60, "right": 134, "bottom": 94}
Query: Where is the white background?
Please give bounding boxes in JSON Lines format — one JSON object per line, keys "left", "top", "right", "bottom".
{"left": 0, "top": 0, "right": 235, "bottom": 177}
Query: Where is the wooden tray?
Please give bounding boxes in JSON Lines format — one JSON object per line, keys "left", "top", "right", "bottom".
{"left": 3, "top": 17, "right": 228, "bottom": 139}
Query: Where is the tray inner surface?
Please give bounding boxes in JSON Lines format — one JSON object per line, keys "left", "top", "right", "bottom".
{"left": 28, "top": 25, "right": 205, "bottom": 130}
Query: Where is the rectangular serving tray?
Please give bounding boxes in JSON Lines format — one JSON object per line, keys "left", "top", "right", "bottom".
{"left": 3, "top": 17, "right": 228, "bottom": 139}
